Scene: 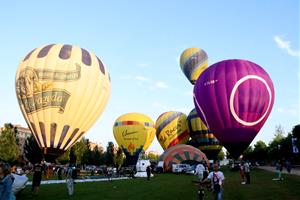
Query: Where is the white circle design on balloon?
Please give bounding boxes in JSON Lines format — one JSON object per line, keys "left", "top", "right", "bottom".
{"left": 229, "top": 75, "right": 272, "bottom": 126}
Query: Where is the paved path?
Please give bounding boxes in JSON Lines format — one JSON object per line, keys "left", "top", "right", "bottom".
{"left": 258, "top": 166, "right": 300, "bottom": 176}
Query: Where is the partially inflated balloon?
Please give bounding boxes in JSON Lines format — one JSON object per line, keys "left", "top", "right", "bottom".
{"left": 155, "top": 111, "right": 190, "bottom": 150}
{"left": 180, "top": 48, "right": 208, "bottom": 84}
{"left": 187, "top": 109, "right": 222, "bottom": 159}
{"left": 16, "top": 44, "right": 111, "bottom": 160}
{"left": 193, "top": 59, "right": 274, "bottom": 158}
{"left": 113, "top": 113, "right": 155, "bottom": 165}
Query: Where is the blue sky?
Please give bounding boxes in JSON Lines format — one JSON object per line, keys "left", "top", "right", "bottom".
{"left": 0, "top": 1, "right": 299, "bottom": 154}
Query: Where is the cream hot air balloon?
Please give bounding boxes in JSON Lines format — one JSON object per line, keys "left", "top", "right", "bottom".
{"left": 15, "top": 44, "right": 111, "bottom": 161}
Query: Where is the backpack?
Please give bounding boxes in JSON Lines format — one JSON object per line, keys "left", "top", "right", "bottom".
{"left": 213, "top": 172, "right": 221, "bottom": 193}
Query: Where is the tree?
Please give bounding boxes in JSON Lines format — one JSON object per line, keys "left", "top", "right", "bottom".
{"left": 252, "top": 141, "right": 267, "bottom": 163}
{"left": 147, "top": 152, "right": 160, "bottom": 162}
{"left": 0, "top": 123, "right": 20, "bottom": 163}
{"left": 268, "top": 125, "right": 285, "bottom": 161}
{"left": 115, "top": 147, "right": 125, "bottom": 168}
{"left": 57, "top": 149, "right": 70, "bottom": 164}
{"left": 105, "top": 142, "right": 116, "bottom": 166}
{"left": 243, "top": 146, "right": 253, "bottom": 161}
{"left": 72, "top": 137, "right": 88, "bottom": 164}
{"left": 23, "top": 135, "right": 43, "bottom": 164}
{"left": 217, "top": 149, "right": 226, "bottom": 160}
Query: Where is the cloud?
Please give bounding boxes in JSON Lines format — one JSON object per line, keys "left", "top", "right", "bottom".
{"left": 135, "top": 75, "right": 150, "bottom": 82}
{"left": 152, "top": 101, "right": 189, "bottom": 114}
{"left": 276, "top": 105, "right": 298, "bottom": 116}
{"left": 136, "top": 63, "right": 150, "bottom": 68}
{"left": 274, "top": 35, "right": 300, "bottom": 57}
{"left": 155, "top": 81, "right": 169, "bottom": 89}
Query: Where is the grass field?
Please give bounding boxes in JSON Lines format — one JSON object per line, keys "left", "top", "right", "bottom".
{"left": 17, "top": 168, "right": 300, "bottom": 200}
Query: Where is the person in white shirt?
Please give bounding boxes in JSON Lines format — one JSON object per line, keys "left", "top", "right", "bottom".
{"left": 195, "top": 163, "right": 205, "bottom": 181}
{"left": 202, "top": 163, "right": 225, "bottom": 200}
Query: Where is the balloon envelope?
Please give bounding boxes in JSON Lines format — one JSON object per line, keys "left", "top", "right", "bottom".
{"left": 193, "top": 59, "right": 274, "bottom": 158}
{"left": 155, "top": 111, "right": 190, "bottom": 150}
{"left": 159, "top": 144, "right": 209, "bottom": 172}
{"left": 113, "top": 113, "right": 156, "bottom": 165}
{"left": 16, "top": 44, "right": 111, "bottom": 160}
{"left": 187, "top": 109, "right": 222, "bottom": 159}
{"left": 180, "top": 47, "right": 208, "bottom": 84}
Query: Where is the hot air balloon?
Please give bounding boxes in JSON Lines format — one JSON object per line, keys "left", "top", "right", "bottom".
{"left": 180, "top": 47, "right": 208, "bottom": 84}
{"left": 158, "top": 144, "right": 209, "bottom": 172}
{"left": 16, "top": 44, "right": 111, "bottom": 161}
{"left": 187, "top": 109, "right": 222, "bottom": 159}
{"left": 155, "top": 111, "right": 190, "bottom": 150}
{"left": 193, "top": 59, "right": 274, "bottom": 158}
{"left": 113, "top": 113, "right": 156, "bottom": 166}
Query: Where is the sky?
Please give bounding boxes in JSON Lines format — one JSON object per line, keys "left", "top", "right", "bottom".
{"left": 0, "top": 1, "right": 299, "bottom": 154}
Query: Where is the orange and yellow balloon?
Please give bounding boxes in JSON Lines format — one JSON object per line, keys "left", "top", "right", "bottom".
{"left": 15, "top": 44, "right": 111, "bottom": 160}
{"left": 155, "top": 111, "right": 190, "bottom": 150}
{"left": 180, "top": 47, "right": 208, "bottom": 84}
{"left": 113, "top": 113, "right": 155, "bottom": 165}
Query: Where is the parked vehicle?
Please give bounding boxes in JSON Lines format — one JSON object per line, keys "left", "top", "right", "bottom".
{"left": 172, "top": 164, "right": 190, "bottom": 173}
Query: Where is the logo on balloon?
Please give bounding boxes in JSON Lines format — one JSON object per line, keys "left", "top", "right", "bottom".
{"left": 16, "top": 65, "right": 81, "bottom": 114}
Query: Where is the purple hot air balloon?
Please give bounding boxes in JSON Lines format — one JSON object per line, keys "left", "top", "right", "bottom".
{"left": 193, "top": 59, "right": 275, "bottom": 158}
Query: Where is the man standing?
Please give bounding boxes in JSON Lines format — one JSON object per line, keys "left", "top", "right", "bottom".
{"left": 202, "top": 163, "right": 225, "bottom": 200}
{"left": 146, "top": 165, "right": 151, "bottom": 181}
{"left": 244, "top": 161, "right": 250, "bottom": 184}
{"left": 32, "top": 161, "right": 43, "bottom": 195}
{"left": 195, "top": 162, "right": 205, "bottom": 181}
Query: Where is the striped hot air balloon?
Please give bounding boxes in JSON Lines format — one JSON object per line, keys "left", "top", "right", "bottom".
{"left": 187, "top": 108, "right": 222, "bottom": 159}
{"left": 180, "top": 47, "right": 208, "bottom": 84}
{"left": 159, "top": 144, "right": 209, "bottom": 172}
{"left": 155, "top": 111, "right": 190, "bottom": 150}
{"left": 16, "top": 44, "right": 111, "bottom": 161}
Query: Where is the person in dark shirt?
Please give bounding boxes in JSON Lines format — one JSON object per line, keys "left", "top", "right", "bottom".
{"left": 32, "top": 162, "right": 43, "bottom": 195}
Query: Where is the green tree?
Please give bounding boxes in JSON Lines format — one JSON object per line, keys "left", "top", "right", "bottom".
{"left": 73, "top": 137, "right": 88, "bottom": 164}
{"left": 105, "top": 142, "right": 116, "bottom": 166}
{"left": 115, "top": 147, "right": 125, "bottom": 168}
{"left": 23, "top": 135, "right": 43, "bottom": 164}
{"left": 217, "top": 149, "right": 226, "bottom": 160}
{"left": 147, "top": 152, "right": 160, "bottom": 162}
{"left": 57, "top": 149, "right": 70, "bottom": 164}
{"left": 253, "top": 140, "right": 267, "bottom": 163}
{"left": 0, "top": 123, "right": 20, "bottom": 163}
{"left": 268, "top": 125, "right": 285, "bottom": 161}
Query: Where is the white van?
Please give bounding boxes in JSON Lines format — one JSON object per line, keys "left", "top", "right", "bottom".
{"left": 172, "top": 164, "right": 190, "bottom": 173}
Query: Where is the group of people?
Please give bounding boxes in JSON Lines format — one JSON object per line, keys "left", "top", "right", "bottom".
{"left": 195, "top": 162, "right": 225, "bottom": 200}
{"left": 239, "top": 161, "right": 250, "bottom": 184}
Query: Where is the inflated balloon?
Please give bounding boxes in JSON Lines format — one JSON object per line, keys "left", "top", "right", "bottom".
{"left": 158, "top": 144, "right": 209, "bottom": 172}
{"left": 155, "top": 111, "right": 190, "bottom": 150}
{"left": 16, "top": 44, "right": 111, "bottom": 160}
{"left": 113, "top": 113, "right": 155, "bottom": 165}
{"left": 187, "top": 108, "right": 222, "bottom": 159}
{"left": 193, "top": 59, "right": 274, "bottom": 158}
{"left": 180, "top": 47, "right": 208, "bottom": 84}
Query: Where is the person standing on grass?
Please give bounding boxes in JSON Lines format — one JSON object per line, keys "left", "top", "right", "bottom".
{"left": 32, "top": 161, "right": 43, "bottom": 195}
{"left": 195, "top": 162, "right": 205, "bottom": 181}
{"left": 244, "top": 161, "right": 250, "bottom": 184}
{"left": 276, "top": 160, "right": 283, "bottom": 180}
{"left": 66, "top": 165, "right": 74, "bottom": 196}
{"left": 239, "top": 161, "right": 246, "bottom": 184}
{"left": 146, "top": 165, "right": 151, "bottom": 181}
{"left": 202, "top": 163, "right": 225, "bottom": 200}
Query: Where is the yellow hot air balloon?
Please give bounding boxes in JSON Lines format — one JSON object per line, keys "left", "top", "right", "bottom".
{"left": 155, "top": 111, "right": 190, "bottom": 150}
{"left": 113, "top": 113, "right": 155, "bottom": 165}
{"left": 180, "top": 47, "right": 208, "bottom": 84}
{"left": 15, "top": 44, "right": 111, "bottom": 161}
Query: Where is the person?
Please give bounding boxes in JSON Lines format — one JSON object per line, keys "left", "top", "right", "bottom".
{"left": 275, "top": 160, "right": 283, "bottom": 180}
{"left": 239, "top": 161, "right": 246, "bottom": 184}
{"left": 244, "top": 161, "right": 250, "bottom": 184}
{"left": 32, "top": 161, "right": 43, "bottom": 195}
{"left": 195, "top": 162, "right": 205, "bottom": 181}
{"left": 66, "top": 165, "right": 74, "bottom": 196}
{"left": 146, "top": 165, "right": 151, "bottom": 181}
{"left": 0, "top": 163, "right": 16, "bottom": 200}
{"left": 57, "top": 167, "right": 62, "bottom": 180}
{"left": 202, "top": 163, "right": 225, "bottom": 200}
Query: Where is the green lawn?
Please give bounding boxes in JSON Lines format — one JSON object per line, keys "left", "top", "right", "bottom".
{"left": 17, "top": 168, "right": 300, "bottom": 200}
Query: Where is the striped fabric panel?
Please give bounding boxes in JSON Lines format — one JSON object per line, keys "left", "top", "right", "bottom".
{"left": 29, "top": 122, "right": 42, "bottom": 147}
{"left": 81, "top": 48, "right": 92, "bottom": 66}
{"left": 62, "top": 128, "right": 80, "bottom": 150}
{"left": 57, "top": 125, "right": 70, "bottom": 149}
{"left": 37, "top": 44, "right": 55, "bottom": 58}
{"left": 156, "top": 112, "right": 182, "bottom": 137}
{"left": 39, "top": 122, "right": 47, "bottom": 147}
{"left": 50, "top": 123, "right": 57, "bottom": 148}
{"left": 167, "top": 130, "right": 189, "bottom": 148}
{"left": 96, "top": 56, "right": 106, "bottom": 75}
{"left": 59, "top": 44, "right": 72, "bottom": 59}
{"left": 114, "top": 121, "right": 154, "bottom": 127}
